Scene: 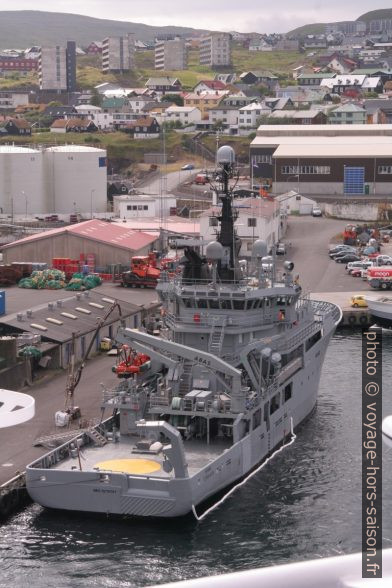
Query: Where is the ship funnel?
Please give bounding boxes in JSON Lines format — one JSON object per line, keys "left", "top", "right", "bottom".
{"left": 217, "top": 145, "right": 235, "bottom": 165}
{"left": 252, "top": 239, "right": 268, "bottom": 259}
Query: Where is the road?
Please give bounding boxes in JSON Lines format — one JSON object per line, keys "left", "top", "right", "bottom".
{"left": 283, "top": 216, "right": 370, "bottom": 294}
{"left": 137, "top": 168, "right": 200, "bottom": 195}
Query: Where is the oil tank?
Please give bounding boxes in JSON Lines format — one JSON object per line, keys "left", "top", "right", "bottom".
{"left": 44, "top": 146, "right": 108, "bottom": 214}
{"left": 0, "top": 146, "right": 44, "bottom": 215}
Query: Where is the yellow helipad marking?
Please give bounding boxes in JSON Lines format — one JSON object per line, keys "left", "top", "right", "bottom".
{"left": 94, "top": 458, "right": 161, "bottom": 475}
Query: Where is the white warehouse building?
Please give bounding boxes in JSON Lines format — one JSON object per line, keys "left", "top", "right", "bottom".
{"left": 0, "top": 146, "right": 45, "bottom": 215}
{"left": 0, "top": 145, "right": 108, "bottom": 216}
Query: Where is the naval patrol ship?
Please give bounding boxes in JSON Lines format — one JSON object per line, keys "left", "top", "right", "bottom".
{"left": 26, "top": 146, "right": 341, "bottom": 518}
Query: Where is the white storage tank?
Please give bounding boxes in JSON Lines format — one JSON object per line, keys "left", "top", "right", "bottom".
{"left": 44, "top": 146, "right": 108, "bottom": 214}
{"left": 0, "top": 146, "right": 44, "bottom": 215}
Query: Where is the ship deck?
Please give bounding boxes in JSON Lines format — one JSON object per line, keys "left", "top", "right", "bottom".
{"left": 50, "top": 435, "right": 232, "bottom": 478}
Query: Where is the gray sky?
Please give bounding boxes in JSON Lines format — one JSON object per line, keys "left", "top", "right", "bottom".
{"left": 0, "top": 1, "right": 390, "bottom": 33}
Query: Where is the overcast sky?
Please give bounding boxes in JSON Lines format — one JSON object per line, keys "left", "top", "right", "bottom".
{"left": 0, "top": 1, "right": 391, "bottom": 33}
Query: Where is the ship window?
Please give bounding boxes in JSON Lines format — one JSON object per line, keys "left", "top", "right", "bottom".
{"left": 284, "top": 382, "right": 293, "bottom": 402}
{"left": 252, "top": 408, "right": 261, "bottom": 430}
{"left": 220, "top": 299, "right": 232, "bottom": 310}
{"left": 183, "top": 298, "right": 193, "bottom": 308}
{"left": 305, "top": 330, "right": 321, "bottom": 351}
{"left": 277, "top": 297, "right": 286, "bottom": 306}
{"left": 270, "top": 393, "right": 280, "bottom": 415}
{"left": 233, "top": 300, "right": 245, "bottom": 310}
{"left": 209, "top": 299, "right": 220, "bottom": 309}
{"left": 197, "top": 299, "right": 208, "bottom": 309}
{"left": 246, "top": 299, "right": 255, "bottom": 310}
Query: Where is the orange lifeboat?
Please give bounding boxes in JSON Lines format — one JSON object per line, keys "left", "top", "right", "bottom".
{"left": 112, "top": 345, "right": 151, "bottom": 378}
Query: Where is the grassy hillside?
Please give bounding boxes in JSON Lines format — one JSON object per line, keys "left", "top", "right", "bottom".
{"left": 286, "top": 23, "right": 327, "bottom": 37}
{"left": 0, "top": 10, "right": 209, "bottom": 48}
{"left": 357, "top": 9, "right": 392, "bottom": 22}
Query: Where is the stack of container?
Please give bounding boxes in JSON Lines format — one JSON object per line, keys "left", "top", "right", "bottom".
{"left": 52, "top": 258, "right": 80, "bottom": 278}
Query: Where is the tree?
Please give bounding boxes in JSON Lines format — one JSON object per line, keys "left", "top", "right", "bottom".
{"left": 90, "top": 89, "right": 102, "bottom": 107}
{"left": 161, "top": 94, "right": 184, "bottom": 106}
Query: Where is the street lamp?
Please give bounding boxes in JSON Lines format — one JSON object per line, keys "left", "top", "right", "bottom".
{"left": 286, "top": 174, "right": 300, "bottom": 195}
{"left": 90, "top": 189, "right": 95, "bottom": 219}
{"left": 21, "top": 190, "right": 27, "bottom": 219}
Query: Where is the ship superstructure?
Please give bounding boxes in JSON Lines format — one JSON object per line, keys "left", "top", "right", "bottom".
{"left": 26, "top": 147, "right": 342, "bottom": 518}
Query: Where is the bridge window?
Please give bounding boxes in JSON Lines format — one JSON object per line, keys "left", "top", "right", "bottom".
{"left": 270, "top": 393, "right": 280, "bottom": 415}
{"left": 233, "top": 299, "right": 245, "bottom": 310}
{"left": 252, "top": 408, "right": 261, "bottom": 429}
{"left": 197, "top": 299, "right": 208, "bottom": 309}
{"left": 284, "top": 382, "right": 293, "bottom": 403}
{"left": 305, "top": 330, "right": 321, "bottom": 351}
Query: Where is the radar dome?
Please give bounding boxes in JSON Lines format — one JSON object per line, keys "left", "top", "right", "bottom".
{"left": 261, "top": 347, "right": 272, "bottom": 359}
{"left": 252, "top": 239, "right": 268, "bottom": 259}
{"left": 217, "top": 145, "right": 235, "bottom": 165}
{"left": 206, "top": 241, "right": 224, "bottom": 260}
{"left": 271, "top": 352, "right": 282, "bottom": 365}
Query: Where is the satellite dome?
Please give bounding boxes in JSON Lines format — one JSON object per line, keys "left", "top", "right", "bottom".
{"left": 261, "top": 347, "right": 272, "bottom": 359}
{"left": 252, "top": 239, "right": 268, "bottom": 259}
{"left": 206, "top": 241, "right": 224, "bottom": 260}
{"left": 217, "top": 145, "right": 235, "bottom": 164}
{"left": 271, "top": 352, "right": 282, "bottom": 365}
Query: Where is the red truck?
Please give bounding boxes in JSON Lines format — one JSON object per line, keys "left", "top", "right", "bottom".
{"left": 367, "top": 266, "right": 392, "bottom": 290}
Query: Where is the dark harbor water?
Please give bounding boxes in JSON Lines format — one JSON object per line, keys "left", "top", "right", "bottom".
{"left": 1, "top": 329, "right": 392, "bottom": 588}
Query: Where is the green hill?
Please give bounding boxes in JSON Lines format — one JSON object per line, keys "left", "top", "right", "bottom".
{"left": 0, "top": 10, "right": 209, "bottom": 48}
{"left": 286, "top": 23, "right": 326, "bottom": 37}
{"left": 357, "top": 8, "right": 392, "bottom": 22}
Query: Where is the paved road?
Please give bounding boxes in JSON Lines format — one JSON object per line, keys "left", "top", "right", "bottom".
{"left": 283, "top": 216, "right": 369, "bottom": 294}
{"left": 137, "top": 168, "right": 200, "bottom": 195}
{"left": 0, "top": 353, "right": 118, "bottom": 485}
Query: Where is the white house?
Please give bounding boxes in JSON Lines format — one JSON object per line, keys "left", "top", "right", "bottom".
{"left": 74, "top": 105, "right": 114, "bottom": 129}
{"left": 238, "top": 102, "right": 271, "bottom": 128}
{"left": 165, "top": 106, "right": 202, "bottom": 125}
{"left": 200, "top": 197, "right": 280, "bottom": 257}
{"left": 207, "top": 105, "right": 239, "bottom": 127}
{"left": 114, "top": 194, "right": 177, "bottom": 219}
{"left": 276, "top": 191, "right": 317, "bottom": 215}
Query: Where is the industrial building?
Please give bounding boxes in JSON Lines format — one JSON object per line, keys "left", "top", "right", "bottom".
{"left": 155, "top": 38, "right": 187, "bottom": 70}
{"left": 250, "top": 124, "right": 392, "bottom": 196}
{"left": 113, "top": 194, "right": 177, "bottom": 219}
{"left": 0, "top": 290, "right": 159, "bottom": 368}
{"left": 38, "top": 41, "right": 76, "bottom": 92}
{"left": 102, "top": 34, "right": 135, "bottom": 73}
{"left": 0, "top": 145, "right": 107, "bottom": 215}
{"left": 2, "top": 219, "right": 158, "bottom": 267}
{"left": 199, "top": 33, "right": 231, "bottom": 67}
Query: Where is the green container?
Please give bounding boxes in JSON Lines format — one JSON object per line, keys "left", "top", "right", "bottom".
{"left": 364, "top": 184, "right": 370, "bottom": 195}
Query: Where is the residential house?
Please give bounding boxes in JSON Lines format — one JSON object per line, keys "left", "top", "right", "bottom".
{"left": 350, "top": 68, "right": 392, "bottom": 85}
{"left": 4, "top": 118, "right": 31, "bottom": 135}
{"left": 292, "top": 65, "right": 305, "bottom": 79}
{"left": 239, "top": 71, "right": 279, "bottom": 90}
{"left": 101, "top": 97, "right": 129, "bottom": 113}
{"left": 74, "top": 105, "right": 114, "bottom": 129}
{"left": 44, "top": 105, "right": 78, "bottom": 121}
{"left": 265, "top": 96, "right": 295, "bottom": 110}
{"left": 363, "top": 98, "right": 392, "bottom": 123}
{"left": 274, "top": 38, "right": 299, "bottom": 51}
{"left": 164, "top": 106, "right": 201, "bottom": 125}
{"left": 238, "top": 102, "right": 271, "bottom": 128}
{"left": 122, "top": 117, "right": 160, "bottom": 138}
{"left": 328, "top": 103, "right": 367, "bottom": 124}
{"left": 193, "top": 80, "right": 227, "bottom": 93}
{"left": 327, "top": 54, "right": 358, "bottom": 74}
{"left": 297, "top": 72, "right": 336, "bottom": 86}
{"left": 268, "top": 110, "right": 328, "bottom": 124}
{"left": 50, "top": 118, "right": 98, "bottom": 133}
{"left": 222, "top": 94, "right": 260, "bottom": 108}
{"left": 320, "top": 75, "right": 383, "bottom": 95}
{"left": 145, "top": 77, "right": 182, "bottom": 94}
{"left": 207, "top": 105, "right": 239, "bottom": 128}
{"left": 303, "top": 35, "right": 327, "bottom": 49}
{"left": 183, "top": 91, "right": 227, "bottom": 119}
{"left": 0, "top": 90, "right": 29, "bottom": 110}
{"left": 214, "top": 73, "right": 236, "bottom": 84}
{"left": 87, "top": 41, "right": 103, "bottom": 54}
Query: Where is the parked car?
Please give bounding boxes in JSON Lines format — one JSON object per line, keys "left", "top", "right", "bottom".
{"left": 350, "top": 295, "right": 368, "bottom": 308}
{"left": 350, "top": 268, "right": 363, "bottom": 277}
{"left": 330, "top": 247, "right": 356, "bottom": 259}
{"left": 276, "top": 242, "right": 286, "bottom": 255}
{"left": 372, "top": 255, "right": 392, "bottom": 266}
{"left": 346, "top": 260, "right": 373, "bottom": 273}
{"left": 335, "top": 254, "right": 361, "bottom": 263}
{"left": 329, "top": 244, "right": 354, "bottom": 255}
{"left": 312, "top": 206, "right": 322, "bottom": 217}
{"left": 194, "top": 173, "right": 209, "bottom": 185}
{"left": 181, "top": 163, "right": 195, "bottom": 170}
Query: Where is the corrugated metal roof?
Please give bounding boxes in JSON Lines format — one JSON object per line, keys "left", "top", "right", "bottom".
{"left": 0, "top": 291, "right": 141, "bottom": 343}
{"left": 2, "top": 219, "right": 157, "bottom": 252}
{"left": 273, "top": 142, "right": 392, "bottom": 158}
{"left": 251, "top": 135, "right": 392, "bottom": 147}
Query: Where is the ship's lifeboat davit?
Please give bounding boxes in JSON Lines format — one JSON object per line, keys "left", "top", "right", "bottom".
{"left": 112, "top": 345, "right": 151, "bottom": 378}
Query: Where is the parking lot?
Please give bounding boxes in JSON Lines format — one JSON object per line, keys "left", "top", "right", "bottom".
{"left": 283, "top": 216, "right": 390, "bottom": 294}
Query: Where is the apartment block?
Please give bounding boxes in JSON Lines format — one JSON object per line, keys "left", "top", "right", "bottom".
{"left": 155, "top": 38, "right": 186, "bottom": 70}
{"left": 199, "top": 33, "right": 231, "bottom": 67}
{"left": 38, "top": 41, "right": 76, "bottom": 92}
{"left": 102, "top": 34, "right": 135, "bottom": 73}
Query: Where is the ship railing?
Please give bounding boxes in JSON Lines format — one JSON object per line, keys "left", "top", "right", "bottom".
{"left": 311, "top": 300, "right": 342, "bottom": 324}
{"left": 150, "top": 395, "right": 172, "bottom": 408}
{"left": 161, "top": 274, "right": 291, "bottom": 292}
{"left": 165, "top": 312, "right": 276, "bottom": 330}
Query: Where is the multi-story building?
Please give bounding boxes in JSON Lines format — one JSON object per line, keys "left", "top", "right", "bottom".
{"left": 102, "top": 34, "right": 135, "bottom": 73}
{"left": 199, "top": 33, "right": 231, "bottom": 67}
{"left": 155, "top": 38, "right": 186, "bottom": 70}
{"left": 38, "top": 41, "right": 76, "bottom": 92}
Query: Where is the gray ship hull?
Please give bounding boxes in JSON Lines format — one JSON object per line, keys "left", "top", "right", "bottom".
{"left": 26, "top": 329, "right": 333, "bottom": 518}
{"left": 368, "top": 298, "right": 392, "bottom": 328}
